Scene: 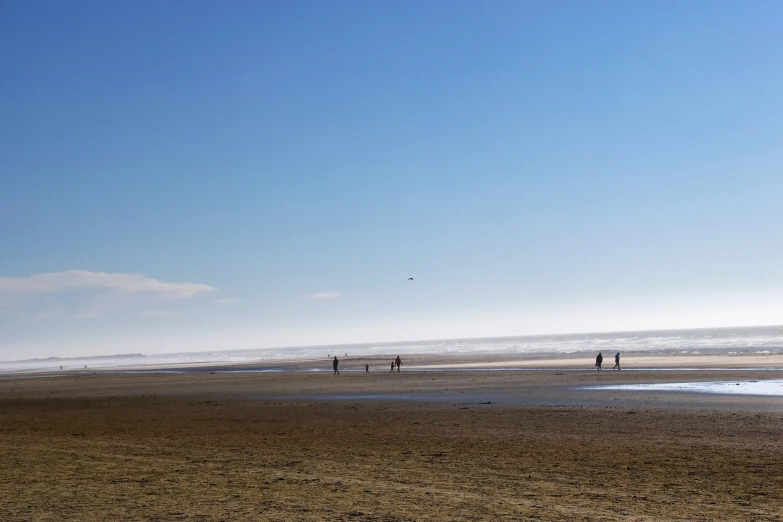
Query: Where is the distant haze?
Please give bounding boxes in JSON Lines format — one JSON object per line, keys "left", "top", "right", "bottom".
{"left": 2, "top": 325, "right": 782, "bottom": 372}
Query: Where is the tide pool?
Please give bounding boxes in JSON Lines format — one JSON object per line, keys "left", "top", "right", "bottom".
{"left": 584, "top": 379, "right": 783, "bottom": 396}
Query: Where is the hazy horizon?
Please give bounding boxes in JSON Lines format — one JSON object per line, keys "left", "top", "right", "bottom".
{"left": 4, "top": 318, "right": 783, "bottom": 363}
{"left": 3, "top": 324, "right": 783, "bottom": 373}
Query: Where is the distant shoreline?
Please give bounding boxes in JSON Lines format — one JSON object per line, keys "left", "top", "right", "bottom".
{"left": 2, "top": 352, "right": 783, "bottom": 376}
{"left": 3, "top": 358, "right": 783, "bottom": 410}
{"left": 3, "top": 323, "right": 783, "bottom": 373}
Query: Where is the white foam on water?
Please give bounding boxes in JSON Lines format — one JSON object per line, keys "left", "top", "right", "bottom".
{"left": 585, "top": 379, "right": 783, "bottom": 396}
{"left": 2, "top": 325, "right": 782, "bottom": 373}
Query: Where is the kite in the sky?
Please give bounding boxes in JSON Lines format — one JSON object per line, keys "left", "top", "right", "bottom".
{"left": 408, "top": 278, "right": 414, "bottom": 281}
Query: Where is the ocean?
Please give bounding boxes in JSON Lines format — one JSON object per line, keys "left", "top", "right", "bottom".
{"left": 2, "top": 325, "right": 782, "bottom": 373}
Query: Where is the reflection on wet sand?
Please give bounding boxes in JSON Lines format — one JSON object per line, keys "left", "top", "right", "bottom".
{"left": 585, "top": 378, "right": 783, "bottom": 396}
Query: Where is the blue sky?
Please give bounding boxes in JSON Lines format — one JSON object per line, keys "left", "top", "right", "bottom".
{"left": 1, "top": 1, "right": 782, "bottom": 359}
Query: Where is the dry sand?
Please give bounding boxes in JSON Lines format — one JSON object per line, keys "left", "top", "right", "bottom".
{"left": 1, "top": 354, "right": 782, "bottom": 520}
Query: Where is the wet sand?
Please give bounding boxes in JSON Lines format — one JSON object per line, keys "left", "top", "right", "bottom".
{"left": 1, "top": 355, "right": 782, "bottom": 520}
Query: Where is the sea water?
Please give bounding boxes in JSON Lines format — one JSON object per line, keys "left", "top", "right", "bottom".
{"left": 2, "top": 325, "right": 782, "bottom": 373}
{"left": 584, "top": 379, "right": 783, "bottom": 397}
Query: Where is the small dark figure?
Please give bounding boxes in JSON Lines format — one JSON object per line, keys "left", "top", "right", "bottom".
{"left": 595, "top": 353, "right": 603, "bottom": 370}
{"left": 85, "top": 365, "right": 87, "bottom": 369}
{"left": 333, "top": 356, "right": 339, "bottom": 375}
{"left": 408, "top": 278, "right": 413, "bottom": 281}
{"left": 395, "top": 356, "right": 402, "bottom": 373}
{"left": 60, "top": 366, "right": 62, "bottom": 370}
{"left": 365, "top": 363, "right": 369, "bottom": 374}
{"left": 390, "top": 361, "right": 395, "bottom": 373}
{"left": 613, "top": 352, "right": 620, "bottom": 370}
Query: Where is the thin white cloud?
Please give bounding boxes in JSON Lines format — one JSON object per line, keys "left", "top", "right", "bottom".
{"left": 140, "top": 309, "right": 180, "bottom": 318}
{"left": 214, "top": 298, "right": 237, "bottom": 305}
{"left": 0, "top": 270, "right": 214, "bottom": 299}
{"left": 306, "top": 291, "right": 339, "bottom": 300}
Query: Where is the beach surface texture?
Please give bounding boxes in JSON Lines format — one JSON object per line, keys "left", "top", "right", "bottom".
{"left": 1, "top": 353, "right": 782, "bottom": 520}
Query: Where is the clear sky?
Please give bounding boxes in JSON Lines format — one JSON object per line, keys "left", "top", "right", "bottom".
{"left": 1, "top": 1, "right": 782, "bottom": 360}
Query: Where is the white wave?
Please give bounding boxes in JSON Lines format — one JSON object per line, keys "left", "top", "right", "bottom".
{"left": 2, "top": 325, "right": 783, "bottom": 372}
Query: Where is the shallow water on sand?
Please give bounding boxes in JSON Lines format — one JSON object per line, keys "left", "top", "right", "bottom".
{"left": 584, "top": 379, "right": 783, "bottom": 396}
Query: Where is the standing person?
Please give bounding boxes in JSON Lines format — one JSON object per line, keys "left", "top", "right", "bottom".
{"left": 365, "top": 363, "right": 369, "bottom": 374}
{"left": 613, "top": 352, "right": 621, "bottom": 370}
{"left": 595, "top": 353, "right": 603, "bottom": 370}
{"left": 333, "top": 356, "right": 339, "bottom": 375}
{"left": 395, "top": 356, "right": 402, "bottom": 373}
{"left": 390, "top": 360, "right": 395, "bottom": 373}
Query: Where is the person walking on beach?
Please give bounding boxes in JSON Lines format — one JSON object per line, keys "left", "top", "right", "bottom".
{"left": 365, "top": 363, "right": 369, "bottom": 374}
{"left": 333, "top": 356, "right": 339, "bottom": 375}
{"left": 595, "top": 353, "right": 603, "bottom": 370}
{"left": 613, "top": 352, "right": 621, "bottom": 370}
{"left": 390, "top": 360, "right": 395, "bottom": 373}
{"left": 395, "top": 356, "right": 402, "bottom": 373}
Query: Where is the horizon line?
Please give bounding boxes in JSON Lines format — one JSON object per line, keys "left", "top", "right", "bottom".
{"left": 2, "top": 323, "right": 782, "bottom": 365}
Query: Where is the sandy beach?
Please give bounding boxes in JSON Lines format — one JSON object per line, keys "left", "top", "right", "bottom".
{"left": 1, "top": 354, "right": 782, "bottom": 520}
{"left": 6, "top": 0, "right": 783, "bottom": 519}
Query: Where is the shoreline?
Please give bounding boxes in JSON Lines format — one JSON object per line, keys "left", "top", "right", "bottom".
{"left": 3, "top": 357, "right": 783, "bottom": 411}
{"left": 3, "top": 351, "right": 783, "bottom": 376}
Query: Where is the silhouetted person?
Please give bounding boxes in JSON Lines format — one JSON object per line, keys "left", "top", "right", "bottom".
{"left": 333, "top": 356, "right": 339, "bottom": 375}
{"left": 613, "top": 352, "right": 620, "bottom": 370}
{"left": 595, "top": 353, "right": 603, "bottom": 370}
{"left": 390, "top": 360, "right": 395, "bottom": 373}
{"left": 395, "top": 356, "right": 402, "bottom": 373}
{"left": 365, "top": 363, "right": 369, "bottom": 374}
